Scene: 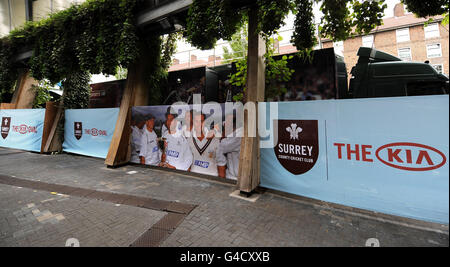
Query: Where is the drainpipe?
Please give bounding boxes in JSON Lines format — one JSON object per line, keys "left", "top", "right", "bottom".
{"left": 317, "top": 24, "right": 322, "bottom": 49}
{"left": 8, "top": 0, "right": 12, "bottom": 31}
{"left": 25, "top": 0, "right": 33, "bottom": 21}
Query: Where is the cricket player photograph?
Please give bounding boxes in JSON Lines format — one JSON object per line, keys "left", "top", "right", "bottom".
{"left": 217, "top": 113, "right": 242, "bottom": 180}
{"left": 188, "top": 112, "right": 225, "bottom": 177}
{"left": 160, "top": 116, "right": 193, "bottom": 171}
{"left": 139, "top": 114, "right": 161, "bottom": 166}
{"left": 130, "top": 115, "right": 145, "bottom": 164}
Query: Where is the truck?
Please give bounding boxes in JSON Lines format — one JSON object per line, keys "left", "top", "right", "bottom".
{"left": 348, "top": 47, "right": 449, "bottom": 98}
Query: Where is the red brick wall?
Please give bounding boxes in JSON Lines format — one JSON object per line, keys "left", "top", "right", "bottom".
{"left": 341, "top": 22, "right": 449, "bottom": 77}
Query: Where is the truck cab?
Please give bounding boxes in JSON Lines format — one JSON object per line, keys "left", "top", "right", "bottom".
{"left": 349, "top": 47, "right": 449, "bottom": 98}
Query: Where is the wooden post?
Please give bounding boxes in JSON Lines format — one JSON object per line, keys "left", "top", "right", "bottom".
{"left": 238, "top": 8, "right": 265, "bottom": 194}
{"left": 42, "top": 103, "right": 64, "bottom": 153}
{"left": 105, "top": 42, "right": 151, "bottom": 167}
{"left": 11, "top": 69, "right": 38, "bottom": 109}
{"left": 0, "top": 103, "right": 16, "bottom": 109}
{"left": 41, "top": 101, "right": 58, "bottom": 153}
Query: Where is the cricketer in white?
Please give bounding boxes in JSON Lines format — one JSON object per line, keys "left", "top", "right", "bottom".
{"left": 139, "top": 115, "right": 161, "bottom": 166}
{"left": 188, "top": 113, "right": 225, "bottom": 177}
{"left": 160, "top": 120, "right": 193, "bottom": 171}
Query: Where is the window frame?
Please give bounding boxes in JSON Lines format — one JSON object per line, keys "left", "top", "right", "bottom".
{"left": 398, "top": 47, "right": 412, "bottom": 61}
{"left": 424, "top": 23, "right": 440, "bottom": 39}
{"left": 426, "top": 43, "right": 442, "bottom": 58}
{"left": 396, "top": 28, "right": 410, "bottom": 43}
{"left": 362, "top": 35, "right": 374, "bottom": 48}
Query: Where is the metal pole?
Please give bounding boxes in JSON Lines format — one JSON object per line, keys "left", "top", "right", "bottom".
{"left": 317, "top": 24, "right": 322, "bottom": 49}
{"left": 8, "top": 0, "right": 12, "bottom": 32}
{"left": 25, "top": 0, "right": 33, "bottom": 21}
{"left": 188, "top": 50, "right": 191, "bottom": 68}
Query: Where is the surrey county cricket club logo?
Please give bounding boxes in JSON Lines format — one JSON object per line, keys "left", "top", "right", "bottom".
{"left": 274, "top": 120, "right": 319, "bottom": 175}
{"left": 1, "top": 117, "right": 11, "bottom": 139}
{"left": 74, "top": 122, "right": 82, "bottom": 140}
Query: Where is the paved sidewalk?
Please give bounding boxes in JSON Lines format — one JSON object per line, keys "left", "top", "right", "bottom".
{"left": 0, "top": 148, "right": 448, "bottom": 247}
{"left": 0, "top": 183, "right": 165, "bottom": 247}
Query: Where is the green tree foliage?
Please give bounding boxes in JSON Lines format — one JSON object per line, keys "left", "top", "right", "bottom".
{"left": 292, "top": 0, "right": 317, "bottom": 50}
{"left": 0, "top": 0, "right": 177, "bottom": 107}
{"left": 0, "top": 0, "right": 140, "bottom": 103}
{"left": 147, "top": 32, "right": 180, "bottom": 105}
{"left": 185, "top": 0, "right": 389, "bottom": 50}
{"left": 352, "top": 0, "right": 387, "bottom": 35}
{"left": 0, "top": 39, "right": 18, "bottom": 102}
{"left": 31, "top": 80, "right": 54, "bottom": 108}
{"left": 256, "top": 0, "right": 296, "bottom": 36}
{"left": 401, "top": 0, "right": 448, "bottom": 17}
{"left": 222, "top": 24, "right": 248, "bottom": 63}
{"left": 227, "top": 28, "right": 295, "bottom": 101}
{"left": 184, "top": 0, "right": 246, "bottom": 50}
{"left": 62, "top": 71, "right": 91, "bottom": 109}
{"left": 264, "top": 37, "right": 296, "bottom": 100}
{"left": 402, "top": 0, "right": 449, "bottom": 26}
{"left": 7, "top": 0, "right": 140, "bottom": 85}
{"left": 115, "top": 66, "right": 128, "bottom": 80}
{"left": 319, "top": 0, "right": 387, "bottom": 41}
{"left": 319, "top": 0, "right": 353, "bottom": 42}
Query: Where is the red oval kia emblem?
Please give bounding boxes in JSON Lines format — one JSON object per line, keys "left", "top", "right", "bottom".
{"left": 91, "top": 128, "right": 98, "bottom": 136}
{"left": 376, "top": 142, "right": 447, "bottom": 171}
{"left": 19, "top": 125, "right": 28, "bottom": 134}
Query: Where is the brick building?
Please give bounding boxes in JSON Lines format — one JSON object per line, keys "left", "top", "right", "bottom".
{"left": 322, "top": 3, "right": 449, "bottom": 77}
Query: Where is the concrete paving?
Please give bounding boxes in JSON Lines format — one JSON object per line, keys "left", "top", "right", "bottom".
{"left": 0, "top": 147, "right": 448, "bottom": 247}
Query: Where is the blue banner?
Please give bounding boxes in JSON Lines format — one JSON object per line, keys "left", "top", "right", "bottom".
{"left": 63, "top": 108, "right": 119, "bottom": 159}
{"left": 0, "top": 109, "right": 45, "bottom": 152}
{"left": 260, "top": 95, "right": 449, "bottom": 224}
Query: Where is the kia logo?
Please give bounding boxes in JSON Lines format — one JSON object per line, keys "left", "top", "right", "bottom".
{"left": 375, "top": 143, "right": 447, "bottom": 171}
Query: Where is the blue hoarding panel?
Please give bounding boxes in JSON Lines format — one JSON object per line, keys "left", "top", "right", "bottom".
{"left": 63, "top": 108, "right": 119, "bottom": 159}
{"left": 0, "top": 109, "right": 45, "bottom": 152}
{"left": 260, "top": 95, "right": 449, "bottom": 224}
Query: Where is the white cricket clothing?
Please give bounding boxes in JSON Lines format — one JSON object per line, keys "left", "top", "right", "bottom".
{"left": 181, "top": 125, "right": 192, "bottom": 139}
{"left": 139, "top": 128, "right": 161, "bottom": 166}
{"left": 188, "top": 136, "right": 221, "bottom": 176}
{"left": 130, "top": 126, "right": 144, "bottom": 163}
{"left": 162, "top": 132, "right": 193, "bottom": 171}
{"left": 217, "top": 127, "right": 243, "bottom": 180}
{"left": 161, "top": 124, "right": 169, "bottom": 138}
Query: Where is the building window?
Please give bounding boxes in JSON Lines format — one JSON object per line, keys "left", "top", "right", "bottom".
{"left": 333, "top": 41, "right": 344, "bottom": 56}
{"left": 396, "top": 28, "right": 410, "bottom": 43}
{"left": 398, "top": 47, "right": 412, "bottom": 61}
{"left": 426, "top": 43, "right": 442, "bottom": 58}
{"left": 432, "top": 64, "right": 444, "bottom": 74}
{"left": 362, "top": 35, "right": 374, "bottom": 48}
{"left": 424, "top": 23, "right": 440, "bottom": 39}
